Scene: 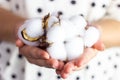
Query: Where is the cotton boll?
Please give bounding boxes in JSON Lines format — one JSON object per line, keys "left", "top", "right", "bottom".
{"left": 69, "top": 15, "right": 87, "bottom": 28}
{"left": 65, "top": 37, "right": 84, "bottom": 60}
{"left": 47, "top": 24, "right": 65, "bottom": 43}
{"left": 84, "top": 26, "right": 100, "bottom": 48}
{"left": 18, "top": 18, "right": 44, "bottom": 46}
{"left": 60, "top": 19, "right": 79, "bottom": 40}
{"left": 25, "top": 19, "right": 44, "bottom": 38}
{"left": 18, "top": 24, "right": 39, "bottom": 46}
{"left": 47, "top": 42, "right": 67, "bottom": 61}
{"left": 69, "top": 15, "right": 87, "bottom": 36}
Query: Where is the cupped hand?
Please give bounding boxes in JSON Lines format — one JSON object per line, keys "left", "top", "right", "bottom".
{"left": 56, "top": 39, "right": 105, "bottom": 79}
{"left": 16, "top": 39, "right": 64, "bottom": 69}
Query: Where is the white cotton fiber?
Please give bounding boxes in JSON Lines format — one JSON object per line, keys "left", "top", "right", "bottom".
{"left": 84, "top": 26, "right": 100, "bottom": 47}
{"left": 18, "top": 23, "right": 40, "bottom": 46}
{"left": 25, "top": 19, "right": 44, "bottom": 38}
{"left": 47, "top": 24, "right": 65, "bottom": 43}
{"left": 65, "top": 37, "right": 84, "bottom": 60}
{"left": 69, "top": 15, "right": 87, "bottom": 36}
{"left": 60, "top": 20, "right": 79, "bottom": 40}
{"left": 47, "top": 42, "right": 67, "bottom": 61}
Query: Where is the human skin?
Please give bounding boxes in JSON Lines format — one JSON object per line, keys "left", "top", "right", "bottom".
{"left": 94, "top": 19, "right": 120, "bottom": 48}
{"left": 0, "top": 8, "right": 26, "bottom": 42}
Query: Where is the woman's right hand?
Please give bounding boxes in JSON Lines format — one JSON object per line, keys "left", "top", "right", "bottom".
{"left": 16, "top": 39, "right": 64, "bottom": 70}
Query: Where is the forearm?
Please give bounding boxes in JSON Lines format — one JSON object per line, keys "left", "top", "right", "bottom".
{"left": 94, "top": 19, "right": 120, "bottom": 48}
{"left": 0, "top": 8, "right": 26, "bottom": 43}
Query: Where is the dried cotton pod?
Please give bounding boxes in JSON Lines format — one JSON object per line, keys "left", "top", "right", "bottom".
{"left": 18, "top": 19, "right": 44, "bottom": 46}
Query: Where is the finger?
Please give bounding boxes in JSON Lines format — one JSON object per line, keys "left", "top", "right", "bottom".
{"left": 46, "top": 59, "right": 62, "bottom": 69}
{"left": 55, "top": 61, "right": 65, "bottom": 75}
{"left": 60, "top": 62, "right": 75, "bottom": 79}
{"left": 16, "top": 39, "right": 25, "bottom": 47}
{"left": 27, "top": 58, "right": 51, "bottom": 68}
{"left": 19, "top": 45, "right": 49, "bottom": 59}
{"left": 75, "top": 48, "right": 98, "bottom": 67}
{"left": 27, "top": 58, "right": 60, "bottom": 69}
{"left": 92, "top": 39, "right": 105, "bottom": 51}
{"left": 58, "top": 60, "right": 65, "bottom": 70}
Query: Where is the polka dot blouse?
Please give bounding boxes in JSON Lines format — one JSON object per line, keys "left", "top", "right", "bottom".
{"left": 0, "top": 0, "right": 120, "bottom": 80}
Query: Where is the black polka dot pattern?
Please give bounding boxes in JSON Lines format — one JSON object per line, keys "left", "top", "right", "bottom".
{"left": 70, "top": 0, "right": 77, "bottom": 5}
{"left": 80, "top": 14, "right": 84, "bottom": 17}
{"left": 76, "top": 76, "right": 80, "bottom": 80}
{"left": 6, "top": 61, "right": 10, "bottom": 66}
{"left": 18, "top": 54, "right": 23, "bottom": 59}
{"left": 11, "top": 74, "right": 17, "bottom": 79}
{"left": 15, "top": 4, "right": 19, "bottom": 10}
{"left": 117, "top": 4, "right": 120, "bottom": 8}
{"left": 114, "top": 64, "right": 118, "bottom": 69}
{"left": 22, "top": 68, "right": 25, "bottom": 73}
{"left": 116, "top": 52, "right": 120, "bottom": 57}
{"left": 91, "top": 2, "right": 96, "bottom": 7}
{"left": 37, "top": 8, "right": 42, "bottom": 13}
{"left": 0, "top": 1, "right": 120, "bottom": 80}
{"left": 6, "top": 0, "right": 10, "bottom": 2}
{"left": 58, "top": 11, "right": 63, "bottom": 15}
{"left": 37, "top": 72, "right": 42, "bottom": 77}
{"left": 85, "top": 65, "right": 89, "bottom": 70}
{"left": 49, "top": 0, "right": 54, "bottom": 2}
{"left": 6, "top": 48, "right": 11, "bottom": 54}
{"left": 56, "top": 75, "right": 61, "bottom": 79}
{"left": 98, "top": 61, "right": 101, "bottom": 66}
{"left": 91, "top": 75, "right": 95, "bottom": 79}
{"left": 102, "top": 4, "right": 106, "bottom": 8}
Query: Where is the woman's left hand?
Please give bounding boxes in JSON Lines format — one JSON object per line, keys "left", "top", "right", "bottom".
{"left": 56, "top": 39, "right": 105, "bottom": 79}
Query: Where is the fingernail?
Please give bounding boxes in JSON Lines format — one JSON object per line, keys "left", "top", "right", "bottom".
{"left": 53, "top": 62, "right": 60, "bottom": 69}
{"left": 61, "top": 73, "right": 68, "bottom": 79}
{"left": 41, "top": 51, "right": 50, "bottom": 59}
{"left": 44, "top": 54, "right": 50, "bottom": 59}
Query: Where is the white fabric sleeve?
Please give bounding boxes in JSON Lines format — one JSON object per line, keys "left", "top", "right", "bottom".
{"left": 105, "top": 0, "right": 120, "bottom": 21}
